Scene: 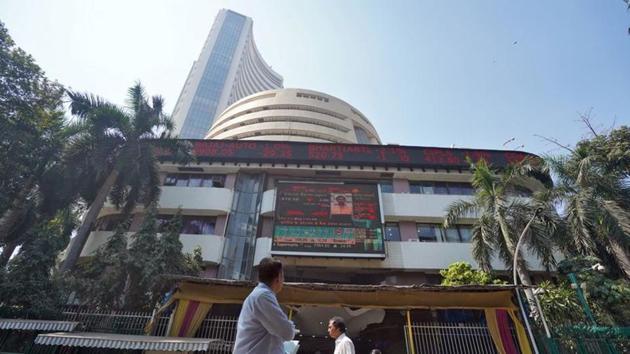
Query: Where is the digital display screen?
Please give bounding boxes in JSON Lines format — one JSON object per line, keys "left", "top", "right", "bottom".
{"left": 155, "top": 140, "right": 536, "bottom": 170}
{"left": 272, "top": 182, "right": 385, "bottom": 258}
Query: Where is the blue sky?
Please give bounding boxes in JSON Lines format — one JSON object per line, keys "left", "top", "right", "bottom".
{"left": 1, "top": 0, "right": 629, "bottom": 155}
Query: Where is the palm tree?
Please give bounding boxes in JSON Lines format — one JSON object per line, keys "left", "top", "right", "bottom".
{"left": 443, "top": 159, "right": 558, "bottom": 290}
{"left": 59, "top": 83, "right": 190, "bottom": 272}
{"left": 546, "top": 146, "right": 630, "bottom": 278}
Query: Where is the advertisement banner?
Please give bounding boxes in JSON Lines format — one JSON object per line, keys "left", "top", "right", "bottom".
{"left": 272, "top": 182, "right": 384, "bottom": 258}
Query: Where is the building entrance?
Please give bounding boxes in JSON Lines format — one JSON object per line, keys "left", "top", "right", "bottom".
{"left": 291, "top": 307, "right": 407, "bottom": 354}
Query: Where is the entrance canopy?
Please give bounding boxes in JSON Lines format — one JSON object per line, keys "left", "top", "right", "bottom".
{"left": 34, "top": 332, "right": 213, "bottom": 352}
{"left": 165, "top": 276, "right": 520, "bottom": 310}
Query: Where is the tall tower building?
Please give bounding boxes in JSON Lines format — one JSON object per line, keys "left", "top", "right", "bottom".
{"left": 172, "top": 9, "right": 283, "bottom": 139}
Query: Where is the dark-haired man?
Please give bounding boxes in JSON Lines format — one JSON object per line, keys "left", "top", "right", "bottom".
{"left": 328, "top": 316, "right": 355, "bottom": 354}
{"left": 233, "top": 257, "right": 295, "bottom": 354}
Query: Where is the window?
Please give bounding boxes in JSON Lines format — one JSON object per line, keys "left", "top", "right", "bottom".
{"left": 409, "top": 181, "right": 474, "bottom": 195}
{"left": 409, "top": 182, "right": 434, "bottom": 194}
{"left": 416, "top": 224, "right": 440, "bottom": 242}
{"left": 459, "top": 226, "right": 473, "bottom": 242}
{"left": 433, "top": 182, "right": 449, "bottom": 195}
{"left": 443, "top": 227, "right": 461, "bottom": 242}
{"left": 384, "top": 223, "right": 401, "bottom": 241}
{"left": 182, "top": 216, "right": 216, "bottom": 235}
{"left": 354, "top": 126, "right": 371, "bottom": 144}
{"left": 379, "top": 182, "right": 394, "bottom": 193}
{"left": 164, "top": 174, "right": 226, "bottom": 188}
{"left": 158, "top": 215, "right": 217, "bottom": 235}
{"left": 415, "top": 224, "right": 473, "bottom": 243}
{"left": 442, "top": 226, "right": 473, "bottom": 243}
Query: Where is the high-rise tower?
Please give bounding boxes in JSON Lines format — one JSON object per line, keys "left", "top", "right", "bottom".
{"left": 172, "top": 9, "right": 283, "bottom": 139}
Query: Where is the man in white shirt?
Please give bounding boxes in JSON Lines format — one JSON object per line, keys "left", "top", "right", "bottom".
{"left": 328, "top": 316, "right": 355, "bottom": 354}
{"left": 233, "top": 258, "right": 296, "bottom": 354}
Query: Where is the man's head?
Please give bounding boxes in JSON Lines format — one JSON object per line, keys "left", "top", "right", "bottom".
{"left": 327, "top": 316, "right": 346, "bottom": 339}
{"left": 258, "top": 257, "right": 284, "bottom": 294}
{"left": 335, "top": 195, "right": 347, "bottom": 206}
{"left": 370, "top": 350, "right": 382, "bottom": 354}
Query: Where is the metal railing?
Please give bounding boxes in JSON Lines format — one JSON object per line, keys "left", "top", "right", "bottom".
{"left": 62, "top": 307, "right": 153, "bottom": 335}
{"left": 404, "top": 322, "right": 521, "bottom": 354}
{"left": 61, "top": 307, "right": 237, "bottom": 353}
{"left": 197, "top": 315, "right": 238, "bottom": 354}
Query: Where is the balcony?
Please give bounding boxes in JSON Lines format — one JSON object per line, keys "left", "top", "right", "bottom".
{"left": 260, "top": 189, "right": 474, "bottom": 220}
{"left": 253, "top": 237, "right": 549, "bottom": 272}
{"left": 100, "top": 186, "right": 233, "bottom": 216}
{"left": 381, "top": 193, "right": 475, "bottom": 220}
{"left": 80, "top": 231, "right": 224, "bottom": 264}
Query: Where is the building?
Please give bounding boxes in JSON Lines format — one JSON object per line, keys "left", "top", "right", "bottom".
{"left": 206, "top": 88, "right": 381, "bottom": 144}
{"left": 171, "top": 9, "right": 283, "bottom": 139}
{"left": 82, "top": 88, "right": 548, "bottom": 284}
{"left": 77, "top": 88, "right": 549, "bottom": 353}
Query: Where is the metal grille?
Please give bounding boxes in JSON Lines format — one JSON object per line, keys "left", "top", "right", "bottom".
{"left": 196, "top": 315, "right": 238, "bottom": 354}
{"left": 404, "top": 322, "right": 521, "bottom": 354}
{"left": 62, "top": 308, "right": 153, "bottom": 335}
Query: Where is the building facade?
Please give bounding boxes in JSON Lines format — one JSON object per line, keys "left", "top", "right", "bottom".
{"left": 206, "top": 89, "right": 381, "bottom": 144}
{"left": 81, "top": 89, "right": 548, "bottom": 285}
{"left": 171, "top": 9, "right": 283, "bottom": 139}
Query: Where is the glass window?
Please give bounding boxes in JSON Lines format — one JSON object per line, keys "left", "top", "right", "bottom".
{"left": 189, "top": 175, "right": 203, "bottom": 187}
{"left": 164, "top": 174, "right": 177, "bottom": 186}
{"left": 417, "top": 224, "right": 439, "bottom": 242}
{"left": 449, "top": 183, "right": 475, "bottom": 195}
{"left": 443, "top": 227, "right": 461, "bottom": 242}
{"left": 433, "top": 182, "right": 449, "bottom": 195}
{"left": 207, "top": 175, "right": 226, "bottom": 188}
{"left": 175, "top": 174, "right": 189, "bottom": 187}
{"left": 182, "top": 216, "right": 216, "bottom": 235}
{"left": 380, "top": 182, "right": 393, "bottom": 193}
{"left": 354, "top": 126, "right": 371, "bottom": 144}
{"left": 410, "top": 182, "right": 434, "bottom": 194}
{"left": 459, "top": 226, "right": 473, "bottom": 242}
{"left": 384, "top": 223, "right": 401, "bottom": 241}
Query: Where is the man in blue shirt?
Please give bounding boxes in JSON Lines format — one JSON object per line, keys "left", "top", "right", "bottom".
{"left": 233, "top": 258, "right": 296, "bottom": 354}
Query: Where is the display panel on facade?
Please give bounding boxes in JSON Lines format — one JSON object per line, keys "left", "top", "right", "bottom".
{"left": 272, "top": 182, "right": 385, "bottom": 258}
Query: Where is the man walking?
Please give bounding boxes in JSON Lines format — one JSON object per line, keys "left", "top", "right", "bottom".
{"left": 328, "top": 316, "right": 355, "bottom": 354}
{"left": 233, "top": 258, "right": 296, "bottom": 354}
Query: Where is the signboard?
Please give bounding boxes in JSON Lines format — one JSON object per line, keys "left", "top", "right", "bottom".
{"left": 272, "top": 182, "right": 385, "bottom": 258}
{"left": 155, "top": 140, "right": 538, "bottom": 170}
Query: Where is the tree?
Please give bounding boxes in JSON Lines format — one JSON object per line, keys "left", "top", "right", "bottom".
{"left": 443, "top": 159, "right": 558, "bottom": 291}
{"left": 0, "top": 210, "right": 76, "bottom": 319}
{"left": 73, "top": 209, "right": 203, "bottom": 311}
{"left": 60, "top": 83, "right": 190, "bottom": 272}
{"left": 0, "top": 20, "right": 70, "bottom": 255}
{"left": 440, "top": 261, "right": 506, "bottom": 286}
{"left": 150, "top": 210, "right": 202, "bottom": 306}
{"left": 545, "top": 125, "right": 630, "bottom": 278}
{"left": 72, "top": 220, "right": 130, "bottom": 311}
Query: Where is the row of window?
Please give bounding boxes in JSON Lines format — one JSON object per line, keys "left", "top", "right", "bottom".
{"left": 384, "top": 223, "right": 473, "bottom": 243}
{"left": 96, "top": 215, "right": 217, "bottom": 235}
{"left": 296, "top": 92, "right": 330, "bottom": 102}
{"left": 163, "top": 174, "right": 226, "bottom": 188}
{"left": 380, "top": 181, "right": 531, "bottom": 197}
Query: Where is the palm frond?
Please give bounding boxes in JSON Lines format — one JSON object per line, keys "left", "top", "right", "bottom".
{"left": 443, "top": 200, "right": 478, "bottom": 227}
{"left": 471, "top": 213, "right": 497, "bottom": 271}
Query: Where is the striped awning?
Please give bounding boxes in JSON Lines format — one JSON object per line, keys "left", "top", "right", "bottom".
{"left": 0, "top": 319, "right": 79, "bottom": 332}
{"left": 34, "top": 332, "right": 213, "bottom": 352}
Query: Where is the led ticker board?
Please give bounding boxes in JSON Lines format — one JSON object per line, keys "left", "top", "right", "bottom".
{"left": 155, "top": 140, "right": 538, "bottom": 170}
{"left": 272, "top": 182, "right": 385, "bottom": 258}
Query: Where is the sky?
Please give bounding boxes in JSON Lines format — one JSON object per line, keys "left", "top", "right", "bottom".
{"left": 1, "top": 0, "right": 629, "bottom": 156}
